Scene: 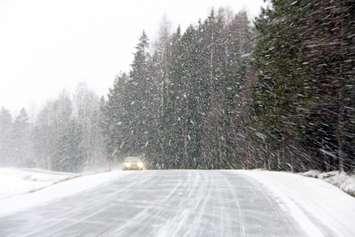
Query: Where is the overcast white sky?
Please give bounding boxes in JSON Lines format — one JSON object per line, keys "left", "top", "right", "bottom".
{"left": 0, "top": 0, "right": 264, "bottom": 114}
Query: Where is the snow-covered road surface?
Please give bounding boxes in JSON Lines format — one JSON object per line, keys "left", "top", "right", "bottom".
{"left": 0, "top": 170, "right": 350, "bottom": 237}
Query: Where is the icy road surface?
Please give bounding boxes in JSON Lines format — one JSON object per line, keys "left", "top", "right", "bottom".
{"left": 0, "top": 170, "right": 337, "bottom": 237}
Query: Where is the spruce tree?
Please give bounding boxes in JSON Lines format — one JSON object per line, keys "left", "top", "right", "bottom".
{"left": 0, "top": 107, "right": 13, "bottom": 165}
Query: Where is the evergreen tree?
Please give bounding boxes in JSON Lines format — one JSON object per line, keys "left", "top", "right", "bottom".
{"left": 126, "top": 31, "right": 152, "bottom": 154}
{"left": 11, "top": 108, "right": 33, "bottom": 166}
{"left": 0, "top": 107, "right": 13, "bottom": 165}
{"left": 33, "top": 92, "right": 84, "bottom": 172}
{"left": 252, "top": 0, "right": 312, "bottom": 170}
{"left": 252, "top": 0, "right": 354, "bottom": 172}
{"left": 73, "top": 83, "right": 107, "bottom": 169}
{"left": 102, "top": 73, "right": 130, "bottom": 164}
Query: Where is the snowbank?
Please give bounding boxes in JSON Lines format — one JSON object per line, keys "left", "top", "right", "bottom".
{"left": 241, "top": 170, "right": 355, "bottom": 237}
{"left": 0, "top": 168, "right": 126, "bottom": 217}
{"left": 303, "top": 170, "right": 355, "bottom": 197}
{"left": 0, "top": 168, "right": 77, "bottom": 199}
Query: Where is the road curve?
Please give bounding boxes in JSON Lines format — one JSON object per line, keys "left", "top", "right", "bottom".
{"left": 0, "top": 170, "right": 309, "bottom": 237}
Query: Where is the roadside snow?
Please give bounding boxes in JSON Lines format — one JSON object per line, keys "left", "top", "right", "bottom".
{"left": 303, "top": 170, "right": 355, "bottom": 197}
{"left": 302, "top": 170, "right": 322, "bottom": 178}
{"left": 241, "top": 170, "right": 355, "bottom": 237}
{"left": 0, "top": 169, "right": 126, "bottom": 217}
{"left": 0, "top": 168, "right": 77, "bottom": 200}
{"left": 341, "top": 176, "right": 355, "bottom": 197}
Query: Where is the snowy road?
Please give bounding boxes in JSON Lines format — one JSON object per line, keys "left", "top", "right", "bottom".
{"left": 0, "top": 170, "right": 331, "bottom": 237}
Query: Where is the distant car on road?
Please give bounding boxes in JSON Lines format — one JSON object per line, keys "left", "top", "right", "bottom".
{"left": 123, "top": 156, "right": 145, "bottom": 170}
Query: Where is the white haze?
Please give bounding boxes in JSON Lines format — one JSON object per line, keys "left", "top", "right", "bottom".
{"left": 0, "top": 0, "right": 264, "bottom": 114}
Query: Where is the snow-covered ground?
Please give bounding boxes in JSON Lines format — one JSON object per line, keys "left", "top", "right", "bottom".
{"left": 302, "top": 170, "right": 355, "bottom": 197}
{"left": 0, "top": 168, "right": 126, "bottom": 217}
{"left": 0, "top": 168, "right": 78, "bottom": 200}
{"left": 242, "top": 170, "right": 355, "bottom": 237}
{"left": 0, "top": 169, "right": 355, "bottom": 236}
{"left": 0, "top": 170, "right": 310, "bottom": 236}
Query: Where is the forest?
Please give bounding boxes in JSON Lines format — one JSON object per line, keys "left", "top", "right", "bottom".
{"left": 0, "top": 0, "right": 354, "bottom": 172}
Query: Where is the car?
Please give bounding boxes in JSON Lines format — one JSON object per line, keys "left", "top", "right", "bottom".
{"left": 123, "top": 156, "right": 145, "bottom": 170}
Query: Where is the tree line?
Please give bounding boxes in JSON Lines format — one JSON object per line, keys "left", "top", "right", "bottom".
{"left": 0, "top": 84, "right": 107, "bottom": 172}
{"left": 102, "top": 9, "right": 254, "bottom": 169}
{"left": 102, "top": 1, "right": 354, "bottom": 172}
{"left": 1, "top": 1, "right": 354, "bottom": 173}
{"left": 252, "top": 0, "right": 354, "bottom": 172}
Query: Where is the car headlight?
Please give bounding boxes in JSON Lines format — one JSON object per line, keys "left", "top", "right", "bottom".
{"left": 137, "top": 162, "right": 144, "bottom": 168}
{"left": 125, "top": 162, "right": 131, "bottom": 168}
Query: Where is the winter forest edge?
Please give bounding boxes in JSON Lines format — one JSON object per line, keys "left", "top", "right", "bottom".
{"left": 0, "top": 1, "right": 354, "bottom": 173}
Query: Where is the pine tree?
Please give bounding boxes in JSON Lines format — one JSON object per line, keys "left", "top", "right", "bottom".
{"left": 0, "top": 107, "right": 13, "bottom": 165}
{"left": 302, "top": 0, "right": 355, "bottom": 171}
{"left": 126, "top": 31, "right": 152, "bottom": 154}
{"left": 102, "top": 73, "right": 129, "bottom": 165}
{"left": 73, "top": 83, "right": 106, "bottom": 169}
{"left": 252, "top": 0, "right": 354, "bottom": 172}
{"left": 11, "top": 108, "right": 33, "bottom": 166}
{"left": 252, "top": 0, "right": 312, "bottom": 171}
{"left": 33, "top": 92, "right": 84, "bottom": 172}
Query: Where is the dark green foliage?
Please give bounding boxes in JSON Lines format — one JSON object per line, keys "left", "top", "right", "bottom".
{"left": 102, "top": 2, "right": 354, "bottom": 172}
{"left": 252, "top": 0, "right": 355, "bottom": 172}
{"left": 103, "top": 9, "right": 255, "bottom": 169}
{"left": 102, "top": 32, "right": 161, "bottom": 167}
